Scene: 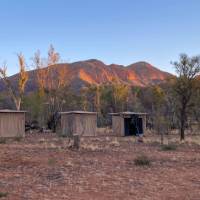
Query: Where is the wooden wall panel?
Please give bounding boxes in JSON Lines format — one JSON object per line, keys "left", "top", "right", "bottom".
{"left": 58, "top": 113, "right": 97, "bottom": 137}
{"left": 112, "top": 116, "right": 123, "bottom": 136}
{"left": 75, "top": 114, "right": 96, "bottom": 136}
{"left": 0, "top": 113, "right": 25, "bottom": 138}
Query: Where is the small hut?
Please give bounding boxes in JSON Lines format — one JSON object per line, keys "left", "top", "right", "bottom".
{"left": 110, "top": 112, "right": 147, "bottom": 136}
{"left": 56, "top": 111, "right": 97, "bottom": 137}
{"left": 0, "top": 110, "right": 26, "bottom": 138}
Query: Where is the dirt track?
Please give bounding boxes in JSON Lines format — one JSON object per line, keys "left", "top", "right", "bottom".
{"left": 0, "top": 133, "right": 200, "bottom": 200}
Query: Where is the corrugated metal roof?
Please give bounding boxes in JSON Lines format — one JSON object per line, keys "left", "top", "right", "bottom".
{"left": 109, "top": 111, "right": 147, "bottom": 116}
{"left": 0, "top": 109, "right": 26, "bottom": 113}
{"left": 59, "top": 111, "right": 97, "bottom": 115}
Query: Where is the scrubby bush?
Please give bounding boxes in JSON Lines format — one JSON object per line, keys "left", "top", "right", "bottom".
{"left": 134, "top": 154, "right": 151, "bottom": 166}
{"left": 0, "top": 192, "right": 8, "bottom": 198}
{"left": 161, "top": 144, "right": 177, "bottom": 151}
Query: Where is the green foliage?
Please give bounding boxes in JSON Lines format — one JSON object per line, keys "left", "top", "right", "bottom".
{"left": 80, "top": 82, "right": 130, "bottom": 124}
{"left": 129, "top": 86, "right": 143, "bottom": 111}
{"left": 99, "top": 84, "right": 113, "bottom": 112}
{"left": 111, "top": 80, "right": 129, "bottom": 112}
{"left": 22, "top": 92, "right": 45, "bottom": 122}
{"left": 152, "top": 86, "right": 165, "bottom": 108}
{"left": 134, "top": 154, "right": 151, "bottom": 166}
{"left": 171, "top": 54, "right": 200, "bottom": 140}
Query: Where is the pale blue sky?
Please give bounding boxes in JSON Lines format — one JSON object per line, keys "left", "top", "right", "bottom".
{"left": 0, "top": 0, "right": 200, "bottom": 75}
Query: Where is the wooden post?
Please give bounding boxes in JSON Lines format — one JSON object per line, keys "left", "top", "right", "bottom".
{"left": 73, "top": 135, "right": 80, "bottom": 150}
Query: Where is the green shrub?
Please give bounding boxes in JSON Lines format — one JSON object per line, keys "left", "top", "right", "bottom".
{"left": 134, "top": 154, "right": 151, "bottom": 166}
{"left": 0, "top": 192, "right": 8, "bottom": 198}
{"left": 161, "top": 144, "right": 177, "bottom": 151}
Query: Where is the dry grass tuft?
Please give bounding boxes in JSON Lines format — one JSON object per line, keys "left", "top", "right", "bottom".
{"left": 109, "top": 138, "right": 120, "bottom": 147}
{"left": 134, "top": 154, "right": 151, "bottom": 166}
{"left": 81, "top": 143, "right": 101, "bottom": 151}
{"left": 38, "top": 138, "right": 46, "bottom": 143}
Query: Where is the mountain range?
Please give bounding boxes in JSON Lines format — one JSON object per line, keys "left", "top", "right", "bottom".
{"left": 0, "top": 59, "right": 172, "bottom": 92}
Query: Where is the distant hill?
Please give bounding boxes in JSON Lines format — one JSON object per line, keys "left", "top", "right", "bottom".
{"left": 0, "top": 59, "right": 172, "bottom": 92}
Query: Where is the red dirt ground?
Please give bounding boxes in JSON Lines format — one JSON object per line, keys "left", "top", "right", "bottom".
{"left": 0, "top": 133, "right": 200, "bottom": 200}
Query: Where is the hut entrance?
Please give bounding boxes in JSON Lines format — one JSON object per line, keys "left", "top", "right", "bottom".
{"left": 124, "top": 115, "right": 143, "bottom": 136}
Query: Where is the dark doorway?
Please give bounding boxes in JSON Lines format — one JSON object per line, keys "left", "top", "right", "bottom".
{"left": 124, "top": 115, "right": 143, "bottom": 136}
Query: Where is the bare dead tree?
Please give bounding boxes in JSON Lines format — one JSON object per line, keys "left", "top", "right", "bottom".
{"left": 32, "top": 50, "right": 46, "bottom": 94}
{"left": 32, "top": 46, "right": 68, "bottom": 130}
{"left": 0, "top": 53, "right": 28, "bottom": 110}
{"left": 47, "top": 44, "right": 60, "bottom": 66}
